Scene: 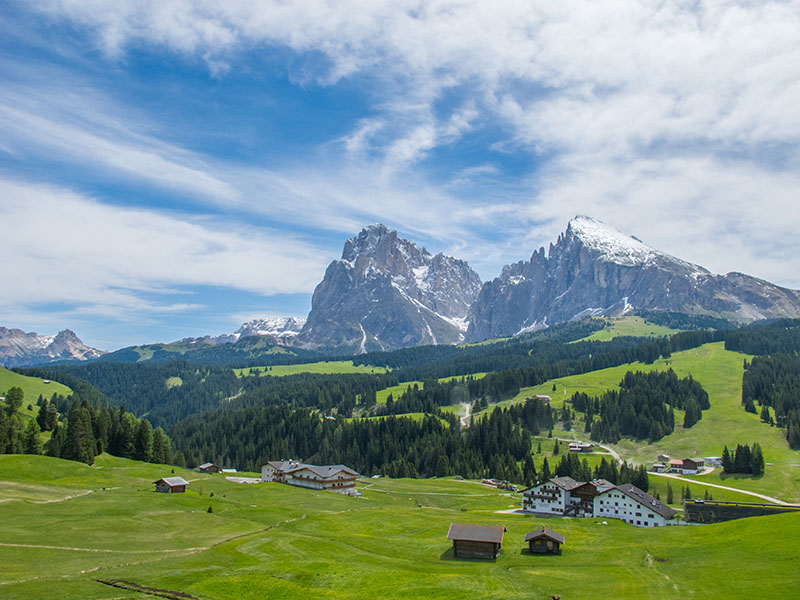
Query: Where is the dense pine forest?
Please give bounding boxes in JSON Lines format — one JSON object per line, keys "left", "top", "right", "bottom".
{"left": 7, "top": 315, "right": 800, "bottom": 481}
{"left": 0, "top": 384, "right": 177, "bottom": 467}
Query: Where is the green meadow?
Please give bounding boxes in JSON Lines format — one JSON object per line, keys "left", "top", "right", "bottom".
{"left": 0, "top": 366, "right": 72, "bottom": 404}
{"left": 471, "top": 342, "right": 800, "bottom": 503}
{"left": 233, "top": 361, "right": 388, "bottom": 377}
{"left": 1, "top": 454, "right": 799, "bottom": 599}
{"left": 573, "top": 316, "right": 681, "bottom": 342}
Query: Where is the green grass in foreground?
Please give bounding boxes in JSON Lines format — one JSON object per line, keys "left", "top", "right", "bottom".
{"left": 233, "top": 361, "right": 388, "bottom": 377}
{"left": 1, "top": 454, "right": 799, "bottom": 599}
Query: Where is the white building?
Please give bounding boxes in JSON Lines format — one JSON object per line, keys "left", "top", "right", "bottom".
{"left": 594, "top": 483, "right": 676, "bottom": 527}
{"left": 522, "top": 476, "right": 581, "bottom": 515}
{"left": 261, "top": 460, "right": 359, "bottom": 493}
{"left": 523, "top": 478, "right": 676, "bottom": 527}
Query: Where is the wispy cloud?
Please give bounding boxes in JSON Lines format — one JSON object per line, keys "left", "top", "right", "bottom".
{"left": 0, "top": 177, "right": 328, "bottom": 318}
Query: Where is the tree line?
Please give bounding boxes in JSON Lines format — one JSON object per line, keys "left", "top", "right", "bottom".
{"left": 721, "top": 443, "right": 765, "bottom": 476}
{"left": 0, "top": 385, "right": 178, "bottom": 467}
{"left": 741, "top": 353, "right": 800, "bottom": 449}
{"left": 571, "top": 369, "right": 709, "bottom": 444}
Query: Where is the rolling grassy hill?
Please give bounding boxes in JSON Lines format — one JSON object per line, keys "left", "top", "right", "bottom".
{"left": 1, "top": 454, "right": 798, "bottom": 599}
{"left": 573, "top": 316, "right": 682, "bottom": 342}
{"left": 472, "top": 342, "right": 800, "bottom": 503}
{"left": 233, "top": 360, "right": 388, "bottom": 377}
{"left": 0, "top": 366, "right": 71, "bottom": 421}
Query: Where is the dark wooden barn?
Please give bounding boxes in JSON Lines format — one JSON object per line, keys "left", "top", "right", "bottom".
{"left": 154, "top": 476, "right": 189, "bottom": 494}
{"left": 446, "top": 523, "right": 505, "bottom": 559}
{"left": 524, "top": 527, "right": 564, "bottom": 554}
{"left": 195, "top": 462, "right": 223, "bottom": 473}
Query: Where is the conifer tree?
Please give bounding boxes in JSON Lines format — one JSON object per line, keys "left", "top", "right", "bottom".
{"left": 23, "top": 419, "right": 43, "bottom": 455}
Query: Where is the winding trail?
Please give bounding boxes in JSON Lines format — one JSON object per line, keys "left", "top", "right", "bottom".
{"left": 649, "top": 472, "right": 793, "bottom": 505}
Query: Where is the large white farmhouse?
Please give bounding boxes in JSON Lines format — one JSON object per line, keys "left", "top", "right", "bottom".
{"left": 261, "top": 460, "right": 359, "bottom": 493}
{"left": 523, "top": 477, "right": 676, "bottom": 527}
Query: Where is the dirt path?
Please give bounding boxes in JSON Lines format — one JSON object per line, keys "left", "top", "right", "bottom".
{"left": 460, "top": 402, "right": 472, "bottom": 427}
{"left": 649, "top": 472, "right": 792, "bottom": 505}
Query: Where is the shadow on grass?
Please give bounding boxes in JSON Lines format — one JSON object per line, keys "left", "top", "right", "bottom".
{"left": 718, "top": 472, "right": 764, "bottom": 482}
{"left": 518, "top": 549, "right": 563, "bottom": 557}
{"left": 439, "top": 547, "right": 497, "bottom": 562}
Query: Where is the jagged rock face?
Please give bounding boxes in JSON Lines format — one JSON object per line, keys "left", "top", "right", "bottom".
{"left": 235, "top": 317, "right": 306, "bottom": 341}
{"left": 297, "top": 224, "right": 482, "bottom": 352}
{"left": 0, "top": 327, "right": 104, "bottom": 367}
{"left": 465, "top": 216, "right": 800, "bottom": 342}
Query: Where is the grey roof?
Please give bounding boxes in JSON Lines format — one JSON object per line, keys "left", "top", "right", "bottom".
{"left": 615, "top": 483, "right": 676, "bottom": 519}
{"left": 524, "top": 527, "right": 565, "bottom": 545}
{"left": 447, "top": 523, "right": 505, "bottom": 544}
{"left": 264, "top": 461, "right": 359, "bottom": 478}
{"left": 154, "top": 476, "right": 189, "bottom": 487}
{"left": 550, "top": 476, "right": 581, "bottom": 491}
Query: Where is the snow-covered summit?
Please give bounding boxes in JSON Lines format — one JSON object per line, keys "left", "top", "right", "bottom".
{"left": 566, "top": 215, "right": 658, "bottom": 266}
{"left": 566, "top": 215, "right": 707, "bottom": 276}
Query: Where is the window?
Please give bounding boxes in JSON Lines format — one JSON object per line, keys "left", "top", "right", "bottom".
{"left": 648, "top": 514, "right": 654, "bottom": 518}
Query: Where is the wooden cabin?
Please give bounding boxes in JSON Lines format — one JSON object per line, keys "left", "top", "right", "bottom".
{"left": 446, "top": 523, "right": 505, "bottom": 559}
{"left": 154, "top": 476, "right": 189, "bottom": 493}
{"left": 195, "top": 462, "right": 223, "bottom": 473}
{"left": 525, "top": 527, "right": 565, "bottom": 554}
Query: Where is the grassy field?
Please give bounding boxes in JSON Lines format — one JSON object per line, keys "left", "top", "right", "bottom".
{"left": 234, "top": 361, "right": 388, "bottom": 378}
{"left": 473, "top": 342, "right": 800, "bottom": 503}
{"left": 0, "top": 366, "right": 72, "bottom": 404}
{"left": 573, "top": 316, "right": 681, "bottom": 342}
{"left": 376, "top": 373, "right": 487, "bottom": 404}
{"left": 1, "top": 454, "right": 799, "bottom": 599}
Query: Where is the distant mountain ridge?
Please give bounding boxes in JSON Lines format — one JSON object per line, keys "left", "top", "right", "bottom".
{"left": 295, "top": 224, "right": 482, "bottom": 353}
{"left": 0, "top": 327, "right": 104, "bottom": 368}
{"left": 465, "top": 216, "right": 800, "bottom": 342}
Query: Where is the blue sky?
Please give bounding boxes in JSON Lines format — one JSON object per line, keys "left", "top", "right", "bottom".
{"left": 2, "top": 1, "right": 799, "bottom": 350}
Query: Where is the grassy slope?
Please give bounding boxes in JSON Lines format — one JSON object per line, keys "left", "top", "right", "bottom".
{"left": 233, "top": 361, "right": 388, "bottom": 378}
{"left": 1, "top": 454, "right": 798, "bottom": 599}
{"left": 574, "top": 316, "right": 681, "bottom": 342}
{"left": 476, "top": 342, "right": 800, "bottom": 502}
{"left": 0, "top": 366, "right": 72, "bottom": 404}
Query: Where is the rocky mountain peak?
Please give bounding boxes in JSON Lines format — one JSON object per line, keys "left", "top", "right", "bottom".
{"left": 465, "top": 216, "right": 800, "bottom": 342}
{"left": 296, "top": 224, "right": 482, "bottom": 352}
{"left": 0, "top": 327, "right": 104, "bottom": 367}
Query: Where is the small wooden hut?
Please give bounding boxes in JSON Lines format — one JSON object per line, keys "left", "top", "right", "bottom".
{"left": 446, "top": 523, "right": 505, "bottom": 559}
{"left": 524, "top": 527, "right": 565, "bottom": 555}
{"left": 195, "top": 462, "right": 223, "bottom": 473}
{"left": 154, "top": 476, "right": 189, "bottom": 494}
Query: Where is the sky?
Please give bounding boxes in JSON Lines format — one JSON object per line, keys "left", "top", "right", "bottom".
{"left": 2, "top": 1, "right": 799, "bottom": 351}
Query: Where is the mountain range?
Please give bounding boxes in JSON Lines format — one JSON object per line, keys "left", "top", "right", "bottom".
{"left": 4, "top": 216, "right": 800, "bottom": 366}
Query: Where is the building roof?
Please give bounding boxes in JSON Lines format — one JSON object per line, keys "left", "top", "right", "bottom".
{"left": 668, "top": 459, "right": 684, "bottom": 466}
{"left": 614, "top": 483, "right": 677, "bottom": 519}
{"left": 263, "top": 460, "right": 359, "bottom": 478}
{"left": 524, "top": 527, "right": 565, "bottom": 545}
{"left": 447, "top": 523, "right": 505, "bottom": 544}
{"left": 196, "top": 462, "right": 217, "bottom": 470}
{"left": 550, "top": 476, "right": 581, "bottom": 491}
{"left": 293, "top": 464, "right": 359, "bottom": 478}
{"left": 154, "top": 476, "right": 189, "bottom": 487}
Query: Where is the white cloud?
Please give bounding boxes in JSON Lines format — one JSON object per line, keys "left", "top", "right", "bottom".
{"left": 0, "top": 178, "right": 328, "bottom": 318}
{"left": 12, "top": 0, "right": 800, "bottom": 293}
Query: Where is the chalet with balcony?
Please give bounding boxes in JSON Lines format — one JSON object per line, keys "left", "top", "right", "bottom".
{"left": 261, "top": 460, "right": 359, "bottom": 493}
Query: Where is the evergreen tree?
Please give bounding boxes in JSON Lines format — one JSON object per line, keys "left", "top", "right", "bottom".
{"left": 553, "top": 440, "right": 560, "bottom": 455}
{"left": 133, "top": 419, "right": 154, "bottom": 462}
{"left": 721, "top": 446, "right": 733, "bottom": 473}
{"left": 5, "top": 387, "right": 23, "bottom": 415}
{"left": 23, "top": 419, "right": 43, "bottom": 455}
{"left": 750, "top": 443, "right": 765, "bottom": 476}
{"left": 683, "top": 398, "right": 702, "bottom": 428}
{"left": 667, "top": 482, "right": 674, "bottom": 504}
{"left": 541, "top": 457, "right": 551, "bottom": 481}
{"left": 152, "top": 427, "right": 170, "bottom": 464}
{"left": 62, "top": 400, "right": 96, "bottom": 465}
